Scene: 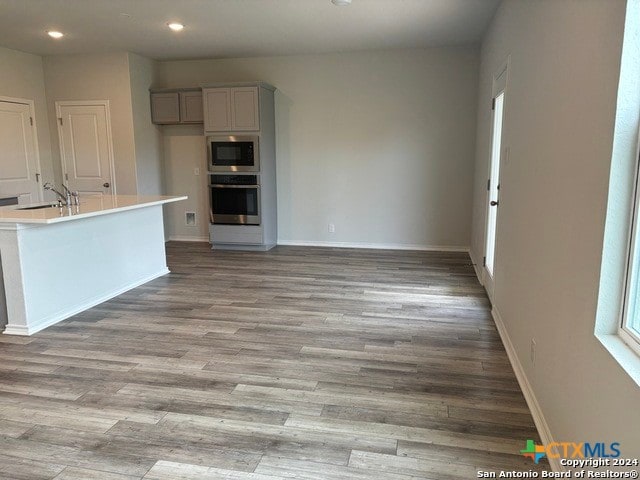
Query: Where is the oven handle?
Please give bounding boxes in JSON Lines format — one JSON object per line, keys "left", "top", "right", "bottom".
{"left": 211, "top": 184, "right": 260, "bottom": 188}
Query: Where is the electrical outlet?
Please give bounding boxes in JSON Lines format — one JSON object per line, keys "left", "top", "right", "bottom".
{"left": 185, "top": 211, "right": 196, "bottom": 226}
{"left": 328, "top": 223, "right": 335, "bottom": 233}
{"left": 530, "top": 338, "right": 536, "bottom": 365}
{"left": 194, "top": 167, "right": 200, "bottom": 176}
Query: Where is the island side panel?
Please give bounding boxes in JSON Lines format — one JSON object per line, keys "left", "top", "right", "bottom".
{"left": 0, "top": 251, "right": 6, "bottom": 331}
{"left": 0, "top": 226, "right": 28, "bottom": 333}
{"left": 3, "top": 205, "right": 169, "bottom": 335}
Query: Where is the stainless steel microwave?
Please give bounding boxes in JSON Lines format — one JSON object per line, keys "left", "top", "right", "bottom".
{"left": 207, "top": 135, "right": 260, "bottom": 173}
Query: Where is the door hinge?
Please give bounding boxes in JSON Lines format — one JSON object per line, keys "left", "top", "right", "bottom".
{"left": 58, "top": 117, "right": 63, "bottom": 125}
{"left": 65, "top": 173, "right": 69, "bottom": 181}
{"left": 483, "top": 256, "right": 486, "bottom": 267}
{"left": 29, "top": 116, "right": 33, "bottom": 126}
{"left": 35, "top": 173, "right": 40, "bottom": 182}
{"left": 491, "top": 97, "right": 496, "bottom": 110}
{"left": 487, "top": 179, "right": 490, "bottom": 191}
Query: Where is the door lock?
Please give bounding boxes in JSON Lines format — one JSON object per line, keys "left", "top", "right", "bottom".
{"left": 103, "top": 182, "right": 110, "bottom": 188}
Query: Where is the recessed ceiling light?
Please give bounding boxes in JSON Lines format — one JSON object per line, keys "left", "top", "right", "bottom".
{"left": 167, "top": 22, "right": 184, "bottom": 32}
{"left": 331, "top": 0, "right": 352, "bottom": 5}
{"left": 47, "top": 30, "right": 64, "bottom": 39}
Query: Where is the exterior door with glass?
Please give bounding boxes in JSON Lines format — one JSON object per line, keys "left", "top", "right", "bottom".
{"left": 483, "top": 62, "right": 508, "bottom": 300}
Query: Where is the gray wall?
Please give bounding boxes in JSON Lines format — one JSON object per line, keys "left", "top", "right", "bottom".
{"left": 470, "top": 0, "right": 640, "bottom": 453}
{"left": 128, "top": 53, "right": 164, "bottom": 196}
{"left": 157, "top": 47, "right": 480, "bottom": 248}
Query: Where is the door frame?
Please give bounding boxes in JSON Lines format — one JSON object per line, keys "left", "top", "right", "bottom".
{"left": 0, "top": 96, "right": 44, "bottom": 202}
{"left": 482, "top": 56, "right": 510, "bottom": 301}
{"left": 55, "top": 100, "right": 117, "bottom": 195}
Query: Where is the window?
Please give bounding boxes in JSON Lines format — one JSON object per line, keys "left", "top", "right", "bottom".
{"left": 594, "top": 0, "right": 640, "bottom": 386}
{"left": 621, "top": 148, "right": 640, "bottom": 356}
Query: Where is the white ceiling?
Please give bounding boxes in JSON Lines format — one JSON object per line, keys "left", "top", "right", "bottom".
{"left": 0, "top": 0, "right": 500, "bottom": 61}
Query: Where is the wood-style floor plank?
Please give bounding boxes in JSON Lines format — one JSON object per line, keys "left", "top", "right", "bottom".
{"left": 0, "top": 243, "right": 547, "bottom": 478}
{"left": 52, "top": 466, "right": 139, "bottom": 480}
{"left": 143, "top": 460, "right": 281, "bottom": 480}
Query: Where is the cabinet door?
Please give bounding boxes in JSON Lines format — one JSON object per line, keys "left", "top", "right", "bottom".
{"left": 150, "top": 92, "right": 180, "bottom": 124}
{"left": 203, "top": 88, "right": 232, "bottom": 132}
{"left": 231, "top": 87, "right": 260, "bottom": 131}
{"left": 179, "top": 91, "right": 203, "bottom": 123}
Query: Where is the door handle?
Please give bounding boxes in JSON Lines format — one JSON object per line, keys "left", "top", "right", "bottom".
{"left": 490, "top": 200, "right": 499, "bottom": 206}
{"left": 103, "top": 182, "right": 110, "bottom": 188}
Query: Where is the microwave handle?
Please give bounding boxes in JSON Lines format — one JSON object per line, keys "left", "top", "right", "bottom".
{"left": 211, "top": 184, "right": 260, "bottom": 188}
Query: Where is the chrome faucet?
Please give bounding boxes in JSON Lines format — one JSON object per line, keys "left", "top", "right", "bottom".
{"left": 43, "top": 182, "right": 67, "bottom": 205}
{"left": 43, "top": 182, "right": 79, "bottom": 206}
{"left": 61, "top": 183, "right": 80, "bottom": 206}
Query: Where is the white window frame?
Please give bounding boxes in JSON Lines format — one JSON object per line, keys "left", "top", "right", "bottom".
{"left": 621, "top": 142, "right": 640, "bottom": 357}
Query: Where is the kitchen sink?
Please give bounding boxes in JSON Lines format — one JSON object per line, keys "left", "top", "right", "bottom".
{"left": 17, "top": 204, "right": 59, "bottom": 210}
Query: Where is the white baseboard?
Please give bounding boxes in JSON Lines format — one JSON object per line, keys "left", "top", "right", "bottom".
{"left": 3, "top": 268, "right": 170, "bottom": 336}
{"left": 277, "top": 240, "right": 470, "bottom": 252}
{"left": 166, "top": 237, "right": 469, "bottom": 252}
{"left": 3, "top": 325, "right": 32, "bottom": 336}
{"left": 167, "top": 235, "right": 210, "bottom": 243}
{"left": 490, "top": 307, "right": 564, "bottom": 473}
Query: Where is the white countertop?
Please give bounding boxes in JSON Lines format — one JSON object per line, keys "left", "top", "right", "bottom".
{"left": 0, "top": 195, "right": 187, "bottom": 225}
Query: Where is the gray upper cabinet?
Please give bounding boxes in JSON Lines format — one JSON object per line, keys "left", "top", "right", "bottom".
{"left": 150, "top": 92, "right": 180, "bottom": 124}
{"left": 203, "top": 88, "right": 232, "bottom": 131}
{"left": 230, "top": 87, "right": 259, "bottom": 131}
{"left": 179, "top": 91, "right": 204, "bottom": 123}
{"left": 150, "top": 89, "right": 203, "bottom": 125}
{"left": 203, "top": 86, "right": 260, "bottom": 132}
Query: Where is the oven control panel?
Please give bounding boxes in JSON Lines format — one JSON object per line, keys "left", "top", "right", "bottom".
{"left": 211, "top": 175, "right": 259, "bottom": 185}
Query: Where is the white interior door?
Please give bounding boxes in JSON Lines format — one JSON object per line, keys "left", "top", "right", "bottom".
{"left": 483, "top": 62, "right": 508, "bottom": 299}
{"left": 0, "top": 100, "right": 42, "bottom": 204}
{"left": 56, "top": 101, "right": 115, "bottom": 196}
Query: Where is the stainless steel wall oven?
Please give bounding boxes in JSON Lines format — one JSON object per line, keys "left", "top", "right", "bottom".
{"left": 210, "top": 174, "right": 260, "bottom": 225}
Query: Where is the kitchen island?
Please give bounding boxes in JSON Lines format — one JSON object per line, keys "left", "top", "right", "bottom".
{"left": 0, "top": 195, "right": 186, "bottom": 335}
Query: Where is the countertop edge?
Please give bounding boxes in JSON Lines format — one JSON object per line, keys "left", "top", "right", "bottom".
{"left": 0, "top": 196, "right": 188, "bottom": 225}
